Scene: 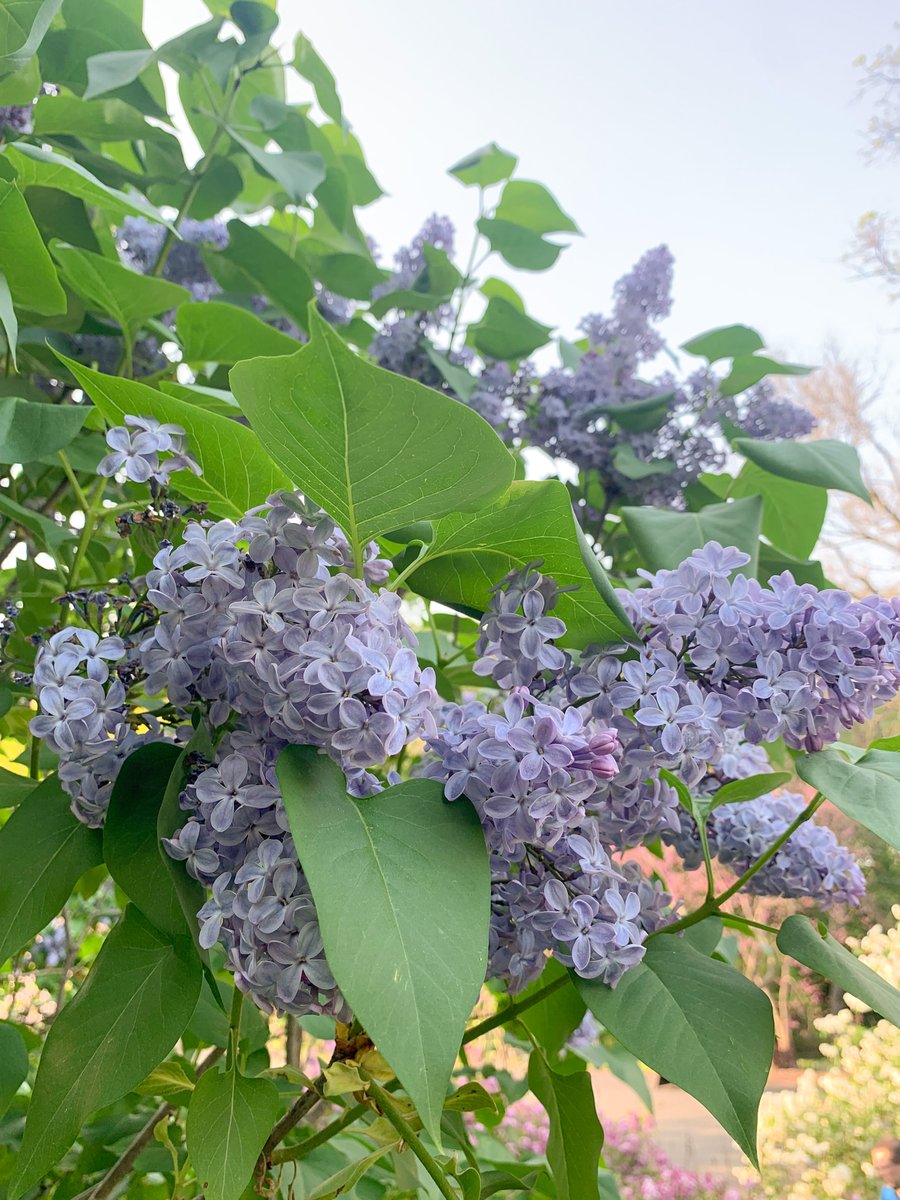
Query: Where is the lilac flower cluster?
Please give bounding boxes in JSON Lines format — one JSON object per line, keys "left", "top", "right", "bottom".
{"left": 0, "top": 105, "right": 33, "bottom": 135}
{"left": 29, "top": 627, "right": 159, "bottom": 826}
{"left": 518, "top": 247, "right": 814, "bottom": 510}
{"left": 138, "top": 493, "right": 437, "bottom": 1017}
{"left": 97, "top": 417, "right": 201, "bottom": 487}
{"left": 424, "top": 566, "right": 673, "bottom": 990}
{"left": 118, "top": 217, "right": 228, "bottom": 302}
{"left": 371, "top": 213, "right": 455, "bottom": 301}
{"left": 664, "top": 786, "right": 865, "bottom": 907}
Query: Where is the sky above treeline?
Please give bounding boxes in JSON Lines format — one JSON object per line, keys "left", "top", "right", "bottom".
{"left": 149, "top": 1, "right": 899, "bottom": 383}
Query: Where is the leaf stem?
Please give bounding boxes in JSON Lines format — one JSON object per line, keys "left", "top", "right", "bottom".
{"left": 262, "top": 1072, "right": 326, "bottom": 1158}
{"left": 57, "top": 450, "right": 90, "bottom": 512}
{"left": 68, "top": 477, "right": 107, "bottom": 591}
{"left": 462, "top": 972, "right": 568, "bottom": 1044}
{"left": 357, "top": 1069, "right": 457, "bottom": 1200}
{"left": 449, "top": 188, "right": 486, "bottom": 353}
{"left": 226, "top": 985, "right": 243, "bottom": 1071}
{"left": 650, "top": 792, "right": 825, "bottom": 939}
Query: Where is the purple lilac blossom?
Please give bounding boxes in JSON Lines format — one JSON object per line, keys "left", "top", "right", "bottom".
{"left": 519, "top": 247, "right": 814, "bottom": 510}
{"left": 118, "top": 216, "right": 228, "bottom": 301}
{"left": 0, "top": 105, "right": 33, "bottom": 135}
{"left": 97, "top": 417, "right": 201, "bottom": 486}
{"left": 29, "top": 627, "right": 161, "bottom": 826}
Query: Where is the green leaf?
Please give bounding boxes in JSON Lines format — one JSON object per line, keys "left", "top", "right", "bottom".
{"left": 576, "top": 937, "right": 774, "bottom": 1166}
{"left": 467, "top": 296, "right": 553, "bottom": 361}
{"left": 277, "top": 745, "right": 490, "bottom": 1144}
{"left": 228, "top": 128, "right": 326, "bottom": 205}
{"left": 230, "top": 307, "right": 515, "bottom": 558}
{"left": 221, "top": 219, "right": 315, "bottom": 332}
{"left": 708, "top": 771, "right": 793, "bottom": 810}
{"left": 570, "top": 1039, "right": 653, "bottom": 1112}
{"left": 56, "top": 352, "right": 291, "bottom": 518}
{"left": 0, "top": 52, "right": 39, "bottom": 103}
{"left": 727, "top": 461, "right": 826, "bottom": 560}
{"left": 680, "top": 325, "right": 765, "bottom": 363}
{"left": 795, "top": 748, "right": 900, "bottom": 851}
{"left": 0, "top": 0, "right": 63, "bottom": 75}
{"left": 476, "top": 217, "right": 564, "bottom": 271}
{"left": 0, "top": 773, "right": 102, "bottom": 964}
{"left": 177, "top": 301, "right": 299, "bottom": 364}
{"left": 734, "top": 437, "right": 871, "bottom": 504}
{"left": 83, "top": 47, "right": 156, "bottom": 99}
{"left": 408, "top": 479, "right": 634, "bottom": 649}
{"left": 8, "top": 905, "right": 202, "bottom": 1200}
{"left": 449, "top": 142, "right": 518, "bottom": 188}
{"left": 4, "top": 143, "right": 172, "bottom": 227}
{"left": 104, "top": 742, "right": 192, "bottom": 940}
{"left": 0, "top": 1022, "right": 27, "bottom": 1117}
{"left": 757, "top": 544, "right": 827, "bottom": 589}
{"left": 518, "top": 958, "right": 587, "bottom": 1057}
{"left": 368, "top": 243, "right": 462, "bottom": 318}
{"left": 777, "top": 915, "right": 900, "bottom": 1027}
{"left": 621, "top": 496, "right": 762, "bottom": 575}
{"left": 0, "top": 273, "right": 16, "bottom": 368}
{"left": 480, "top": 276, "right": 524, "bottom": 310}
{"left": 0, "top": 767, "right": 36, "bottom": 807}
{"left": 0, "top": 179, "right": 66, "bottom": 314}
{"left": 0, "top": 487, "right": 70, "bottom": 550}
{"left": 0, "top": 395, "right": 88, "bottom": 464}
{"left": 135, "top": 1060, "right": 196, "bottom": 1101}
{"left": 305, "top": 1145, "right": 396, "bottom": 1200}
{"left": 599, "top": 391, "right": 674, "bottom": 433}
{"left": 494, "top": 180, "right": 580, "bottom": 235}
{"left": 681, "top": 916, "right": 725, "bottom": 957}
{"left": 424, "top": 343, "right": 478, "bottom": 401}
{"left": 612, "top": 443, "right": 675, "bottom": 481}
{"left": 719, "top": 356, "right": 813, "bottom": 396}
{"left": 528, "top": 1051, "right": 604, "bottom": 1200}
{"left": 51, "top": 241, "right": 189, "bottom": 332}
{"left": 292, "top": 31, "right": 343, "bottom": 126}
{"left": 186, "top": 1063, "right": 280, "bottom": 1200}
{"left": 33, "top": 94, "right": 166, "bottom": 141}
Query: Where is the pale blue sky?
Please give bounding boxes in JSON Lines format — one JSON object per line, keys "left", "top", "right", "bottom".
{"left": 148, "top": 1, "right": 900, "bottom": 372}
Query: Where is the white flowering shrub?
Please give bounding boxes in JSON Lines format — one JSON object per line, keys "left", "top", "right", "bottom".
{"left": 744, "top": 908, "right": 900, "bottom": 1200}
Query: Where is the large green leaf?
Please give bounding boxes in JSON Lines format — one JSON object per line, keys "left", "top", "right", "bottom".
{"left": 494, "top": 180, "right": 580, "bottom": 235}
{"left": 186, "top": 1063, "right": 280, "bottom": 1200}
{"left": 0, "top": 1021, "right": 27, "bottom": 1117}
{"left": 476, "top": 217, "right": 564, "bottom": 271}
{"left": 0, "top": 0, "right": 62, "bottom": 75}
{"left": 0, "top": 767, "right": 35, "bottom": 807}
{"left": 0, "top": 773, "right": 102, "bottom": 965}
{"left": 0, "top": 396, "right": 88, "bottom": 464}
{"left": 0, "top": 179, "right": 65, "bottom": 315}
{"left": 177, "top": 301, "right": 299, "bottom": 364}
{"left": 221, "top": 219, "right": 315, "bottom": 332}
{"left": 681, "top": 325, "right": 765, "bottom": 363}
{"left": 292, "top": 31, "right": 343, "bottom": 126}
{"left": 0, "top": 272, "right": 15, "bottom": 367}
{"left": 50, "top": 241, "right": 189, "bottom": 331}
{"left": 57, "top": 353, "right": 291, "bottom": 519}
{"left": 448, "top": 142, "right": 518, "bottom": 188}
{"left": 757, "top": 544, "right": 827, "bottom": 589}
{"left": 777, "top": 916, "right": 900, "bottom": 1027}
{"left": 621, "top": 496, "right": 763, "bottom": 575}
{"left": 466, "top": 295, "right": 553, "bottom": 361}
{"left": 718, "top": 355, "right": 813, "bottom": 396}
{"left": 0, "top": 487, "right": 71, "bottom": 551}
{"left": 277, "top": 745, "right": 490, "bottom": 1144}
{"left": 576, "top": 937, "right": 774, "bottom": 1165}
{"left": 227, "top": 128, "right": 326, "bottom": 205}
{"left": 8, "top": 905, "right": 202, "bottom": 1200}
{"left": 4, "top": 143, "right": 172, "bottom": 226}
{"left": 727, "top": 462, "right": 826, "bottom": 560}
{"left": 104, "top": 742, "right": 191, "bottom": 940}
{"left": 408, "top": 479, "right": 634, "bottom": 649}
{"left": 734, "top": 437, "right": 870, "bottom": 504}
{"left": 528, "top": 1051, "right": 604, "bottom": 1200}
{"left": 32, "top": 94, "right": 167, "bottom": 141}
{"left": 795, "top": 748, "right": 900, "bottom": 851}
{"left": 231, "top": 308, "right": 515, "bottom": 561}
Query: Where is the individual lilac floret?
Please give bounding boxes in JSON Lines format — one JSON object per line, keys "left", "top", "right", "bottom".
{"left": 97, "top": 416, "right": 201, "bottom": 487}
